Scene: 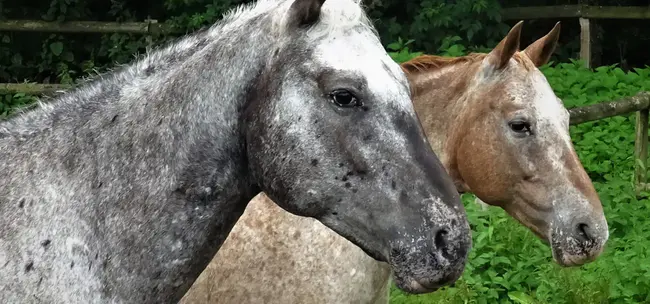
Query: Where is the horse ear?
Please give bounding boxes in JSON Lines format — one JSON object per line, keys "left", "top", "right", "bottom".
{"left": 524, "top": 21, "right": 561, "bottom": 67}
{"left": 287, "top": 0, "right": 326, "bottom": 29}
{"left": 486, "top": 21, "right": 523, "bottom": 70}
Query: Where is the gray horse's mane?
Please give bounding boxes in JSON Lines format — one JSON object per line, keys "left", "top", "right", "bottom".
{"left": 0, "top": 0, "right": 374, "bottom": 136}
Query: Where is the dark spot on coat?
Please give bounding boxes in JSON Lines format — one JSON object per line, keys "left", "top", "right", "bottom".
{"left": 153, "top": 270, "right": 162, "bottom": 279}
{"left": 70, "top": 261, "right": 75, "bottom": 269}
{"left": 310, "top": 159, "right": 319, "bottom": 166}
{"left": 363, "top": 134, "right": 372, "bottom": 141}
{"left": 25, "top": 261, "right": 34, "bottom": 272}
{"left": 338, "top": 162, "right": 344, "bottom": 167}
{"left": 344, "top": 182, "right": 351, "bottom": 188}
{"left": 341, "top": 176, "right": 348, "bottom": 182}
{"left": 41, "top": 239, "right": 51, "bottom": 249}
{"left": 313, "top": 119, "right": 319, "bottom": 124}
{"left": 173, "top": 187, "right": 186, "bottom": 195}
{"left": 18, "top": 198, "right": 25, "bottom": 208}
{"left": 391, "top": 180, "right": 397, "bottom": 189}
{"left": 352, "top": 188, "right": 358, "bottom": 193}
{"left": 144, "top": 65, "right": 156, "bottom": 76}
{"left": 111, "top": 115, "right": 118, "bottom": 123}
{"left": 361, "top": 105, "right": 369, "bottom": 111}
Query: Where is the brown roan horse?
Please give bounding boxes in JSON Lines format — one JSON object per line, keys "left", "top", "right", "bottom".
{"left": 180, "top": 21, "right": 609, "bottom": 304}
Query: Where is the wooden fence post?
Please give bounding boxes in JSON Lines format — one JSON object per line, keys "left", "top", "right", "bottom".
{"left": 579, "top": 17, "right": 592, "bottom": 68}
{"left": 635, "top": 108, "right": 649, "bottom": 197}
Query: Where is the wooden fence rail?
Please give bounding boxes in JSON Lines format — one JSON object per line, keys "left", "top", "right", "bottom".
{"left": 0, "top": 19, "right": 180, "bottom": 35}
{"left": 0, "top": 83, "right": 71, "bottom": 95}
{"left": 502, "top": 5, "right": 650, "bottom": 20}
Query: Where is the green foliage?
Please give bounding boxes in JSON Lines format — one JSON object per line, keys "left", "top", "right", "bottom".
{"left": 0, "top": 0, "right": 162, "bottom": 86}
{"left": 0, "top": 93, "right": 37, "bottom": 119}
{"left": 368, "top": 0, "right": 508, "bottom": 56}
{"left": 387, "top": 38, "right": 424, "bottom": 64}
{"left": 163, "top": 0, "right": 251, "bottom": 32}
{"left": 390, "top": 60, "right": 650, "bottom": 304}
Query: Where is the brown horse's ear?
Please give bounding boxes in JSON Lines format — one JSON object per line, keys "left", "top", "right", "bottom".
{"left": 486, "top": 21, "right": 523, "bottom": 70}
{"left": 287, "top": 0, "right": 326, "bottom": 29}
{"left": 524, "top": 21, "right": 561, "bottom": 67}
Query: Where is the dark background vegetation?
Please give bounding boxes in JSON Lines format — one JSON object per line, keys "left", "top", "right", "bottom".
{"left": 1, "top": 0, "right": 649, "bottom": 86}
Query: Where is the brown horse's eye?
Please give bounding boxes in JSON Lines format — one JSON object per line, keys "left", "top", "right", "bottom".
{"left": 330, "top": 89, "right": 361, "bottom": 108}
{"left": 509, "top": 120, "right": 531, "bottom": 135}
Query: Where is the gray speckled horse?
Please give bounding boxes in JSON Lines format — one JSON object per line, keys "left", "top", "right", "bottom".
{"left": 181, "top": 22, "right": 609, "bottom": 304}
{"left": 0, "top": 0, "right": 473, "bottom": 303}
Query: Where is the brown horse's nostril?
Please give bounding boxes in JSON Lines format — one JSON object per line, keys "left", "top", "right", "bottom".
{"left": 576, "top": 223, "right": 594, "bottom": 242}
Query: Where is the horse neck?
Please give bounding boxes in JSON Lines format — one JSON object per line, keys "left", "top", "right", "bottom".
{"left": 0, "top": 16, "right": 275, "bottom": 302}
{"left": 408, "top": 60, "right": 482, "bottom": 191}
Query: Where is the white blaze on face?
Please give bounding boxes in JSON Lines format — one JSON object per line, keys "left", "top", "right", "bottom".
{"left": 303, "top": 7, "right": 418, "bottom": 162}
{"left": 314, "top": 34, "right": 412, "bottom": 111}
{"left": 305, "top": 0, "right": 411, "bottom": 111}
{"left": 506, "top": 70, "right": 573, "bottom": 174}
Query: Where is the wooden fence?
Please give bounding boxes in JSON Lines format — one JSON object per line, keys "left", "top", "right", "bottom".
{"left": 0, "top": 19, "right": 176, "bottom": 34}
{"left": 1, "top": 16, "right": 649, "bottom": 196}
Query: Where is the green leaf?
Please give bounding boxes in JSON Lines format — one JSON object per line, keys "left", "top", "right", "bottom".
{"left": 508, "top": 291, "right": 536, "bottom": 304}
{"left": 50, "top": 42, "right": 64, "bottom": 56}
{"left": 62, "top": 52, "right": 75, "bottom": 62}
{"left": 386, "top": 42, "right": 401, "bottom": 51}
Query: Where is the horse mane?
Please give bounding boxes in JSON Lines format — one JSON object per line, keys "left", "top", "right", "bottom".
{"left": 401, "top": 52, "right": 535, "bottom": 74}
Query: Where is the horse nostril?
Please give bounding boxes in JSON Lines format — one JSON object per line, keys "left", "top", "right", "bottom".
{"left": 576, "top": 223, "right": 594, "bottom": 242}
{"left": 434, "top": 228, "right": 449, "bottom": 252}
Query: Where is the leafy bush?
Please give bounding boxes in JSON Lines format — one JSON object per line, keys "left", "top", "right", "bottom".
{"left": 367, "top": 0, "right": 507, "bottom": 55}
{"left": 390, "top": 59, "right": 650, "bottom": 304}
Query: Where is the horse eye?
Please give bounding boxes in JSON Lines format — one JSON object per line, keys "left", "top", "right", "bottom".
{"left": 509, "top": 120, "right": 531, "bottom": 135}
{"left": 330, "top": 89, "right": 361, "bottom": 108}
